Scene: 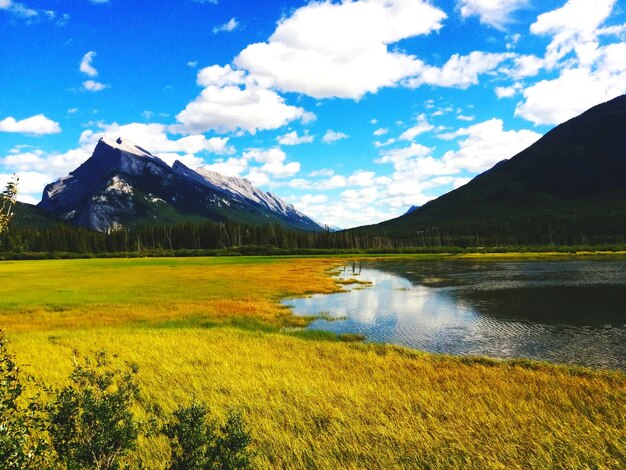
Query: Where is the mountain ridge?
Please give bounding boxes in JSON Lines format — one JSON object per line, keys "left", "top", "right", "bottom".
{"left": 37, "top": 137, "right": 322, "bottom": 233}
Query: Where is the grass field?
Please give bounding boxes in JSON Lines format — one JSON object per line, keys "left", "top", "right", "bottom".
{"left": 2, "top": 256, "right": 625, "bottom": 468}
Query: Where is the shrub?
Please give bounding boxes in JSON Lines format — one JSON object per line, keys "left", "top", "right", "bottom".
{"left": 0, "top": 332, "right": 50, "bottom": 469}
{"left": 163, "top": 401, "right": 252, "bottom": 470}
{"left": 47, "top": 350, "right": 140, "bottom": 470}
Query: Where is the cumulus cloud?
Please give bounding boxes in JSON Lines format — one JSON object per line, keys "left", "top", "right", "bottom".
{"left": 0, "top": 0, "right": 58, "bottom": 23}
{"left": 234, "top": 0, "right": 446, "bottom": 99}
{"left": 0, "top": 114, "right": 61, "bottom": 135}
{"left": 212, "top": 17, "right": 238, "bottom": 34}
{"left": 440, "top": 119, "right": 541, "bottom": 172}
{"left": 203, "top": 147, "right": 301, "bottom": 186}
{"left": 175, "top": 65, "right": 311, "bottom": 134}
{"left": 80, "top": 122, "right": 235, "bottom": 158}
{"left": 322, "top": 130, "right": 349, "bottom": 144}
{"left": 79, "top": 51, "right": 98, "bottom": 77}
{"left": 276, "top": 130, "right": 314, "bottom": 146}
{"left": 405, "top": 51, "right": 514, "bottom": 88}
{"left": 399, "top": 114, "right": 434, "bottom": 141}
{"left": 0, "top": 170, "right": 52, "bottom": 204}
{"left": 516, "top": 1, "right": 626, "bottom": 125}
{"left": 458, "top": 0, "right": 529, "bottom": 30}
{"left": 245, "top": 148, "right": 300, "bottom": 185}
{"left": 515, "top": 65, "right": 626, "bottom": 125}
{"left": 495, "top": 84, "right": 521, "bottom": 98}
{"left": 373, "top": 128, "right": 388, "bottom": 136}
{"left": 83, "top": 80, "right": 109, "bottom": 92}
{"left": 530, "top": 0, "right": 616, "bottom": 68}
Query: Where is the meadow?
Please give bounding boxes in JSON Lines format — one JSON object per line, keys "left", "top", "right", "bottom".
{"left": 2, "top": 256, "right": 625, "bottom": 468}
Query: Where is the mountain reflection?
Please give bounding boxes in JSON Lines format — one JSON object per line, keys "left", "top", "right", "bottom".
{"left": 287, "top": 260, "right": 626, "bottom": 370}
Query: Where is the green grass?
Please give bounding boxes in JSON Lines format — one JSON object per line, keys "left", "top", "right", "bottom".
{"left": 2, "top": 256, "right": 625, "bottom": 469}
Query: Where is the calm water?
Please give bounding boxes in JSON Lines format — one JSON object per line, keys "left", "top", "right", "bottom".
{"left": 286, "top": 260, "right": 626, "bottom": 370}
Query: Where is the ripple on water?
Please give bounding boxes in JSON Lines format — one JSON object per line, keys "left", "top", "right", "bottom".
{"left": 286, "top": 260, "right": 626, "bottom": 371}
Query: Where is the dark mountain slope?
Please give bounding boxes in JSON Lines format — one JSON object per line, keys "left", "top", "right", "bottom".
{"left": 358, "top": 95, "right": 626, "bottom": 246}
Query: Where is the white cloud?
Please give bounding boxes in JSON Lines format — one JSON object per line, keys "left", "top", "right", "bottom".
{"left": 317, "top": 175, "right": 347, "bottom": 190}
{"left": 406, "top": 51, "right": 514, "bottom": 88}
{"left": 80, "top": 122, "right": 235, "bottom": 157}
{"left": 505, "top": 55, "right": 544, "bottom": 79}
{"left": 322, "top": 130, "right": 349, "bottom": 144}
{"left": 374, "top": 138, "right": 396, "bottom": 148}
{"left": 203, "top": 157, "right": 248, "bottom": 177}
{"left": 373, "top": 128, "right": 388, "bottom": 136}
{"left": 277, "top": 130, "right": 314, "bottom": 145}
{"left": 495, "top": 84, "right": 521, "bottom": 98}
{"left": 0, "top": 171, "right": 52, "bottom": 204}
{"left": 83, "top": 80, "right": 109, "bottom": 92}
{"left": 212, "top": 17, "right": 238, "bottom": 34}
{"left": 377, "top": 143, "right": 432, "bottom": 164}
{"left": 79, "top": 51, "right": 98, "bottom": 77}
{"left": 234, "top": 0, "right": 446, "bottom": 99}
{"left": 0, "top": 114, "right": 61, "bottom": 135}
{"left": 308, "top": 169, "right": 334, "bottom": 178}
{"left": 514, "top": 1, "right": 626, "bottom": 125}
{"left": 175, "top": 65, "right": 310, "bottom": 134}
{"left": 515, "top": 66, "right": 626, "bottom": 125}
{"left": 2, "top": 148, "right": 90, "bottom": 176}
{"left": 203, "top": 147, "right": 301, "bottom": 186}
{"left": 399, "top": 114, "right": 434, "bottom": 140}
{"left": 441, "top": 119, "right": 541, "bottom": 172}
{"left": 187, "top": 61, "right": 198, "bottom": 68}
{"left": 458, "top": 0, "right": 529, "bottom": 29}
{"left": 531, "top": 0, "right": 616, "bottom": 68}
{"left": 243, "top": 148, "right": 300, "bottom": 185}
{"left": 0, "top": 1, "right": 39, "bottom": 21}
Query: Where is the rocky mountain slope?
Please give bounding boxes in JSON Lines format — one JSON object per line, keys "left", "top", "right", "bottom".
{"left": 37, "top": 137, "right": 322, "bottom": 233}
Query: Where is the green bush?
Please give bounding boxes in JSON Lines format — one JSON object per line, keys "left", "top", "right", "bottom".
{"left": 0, "top": 333, "right": 51, "bottom": 469}
{"left": 163, "top": 401, "right": 252, "bottom": 470}
{"left": 1, "top": 338, "right": 253, "bottom": 469}
{"left": 47, "top": 350, "right": 140, "bottom": 470}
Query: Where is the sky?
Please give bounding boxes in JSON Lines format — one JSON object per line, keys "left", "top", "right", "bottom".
{"left": 1, "top": 0, "right": 625, "bottom": 228}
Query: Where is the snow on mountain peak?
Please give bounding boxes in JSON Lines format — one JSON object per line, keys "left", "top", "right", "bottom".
{"left": 99, "top": 136, "right": 153, "bottom": 158}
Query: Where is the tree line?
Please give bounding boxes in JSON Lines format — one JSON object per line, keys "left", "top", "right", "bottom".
{"left": 2, "top": 214, "right": 626, "bottom": 257}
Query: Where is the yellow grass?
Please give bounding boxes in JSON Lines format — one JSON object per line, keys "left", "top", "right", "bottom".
{"left": 2, "top": 256, "right": 625, "bottom": 468}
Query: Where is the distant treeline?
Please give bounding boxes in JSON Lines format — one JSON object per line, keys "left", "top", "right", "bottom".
{"left": 1, "top": 216, "right": 626, "bottom": 258}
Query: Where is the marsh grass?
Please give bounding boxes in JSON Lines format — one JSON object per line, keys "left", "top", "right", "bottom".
{"left": 2, "top": 256, "right": 625, "bottom": 468}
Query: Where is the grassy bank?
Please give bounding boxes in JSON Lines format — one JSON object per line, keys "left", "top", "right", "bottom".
{"left": 2, "top": 256, "right": 625, "bottom": 468}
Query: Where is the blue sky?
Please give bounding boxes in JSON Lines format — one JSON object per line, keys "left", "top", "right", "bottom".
{"left": 1, "top": 0, "right": 625, "bottom": 228}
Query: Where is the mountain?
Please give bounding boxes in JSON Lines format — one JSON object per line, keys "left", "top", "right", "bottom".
{"left": 11, "top": 201, "right": 62, "bottom": 229}
{"left": 37, "top": 137, "right": 322, "bottom": 233}
{"left": 403, "top": 205, "right": 419, "bottom": 216}
{"left": 356, "top": 95, "right": 626, "bottom": 246}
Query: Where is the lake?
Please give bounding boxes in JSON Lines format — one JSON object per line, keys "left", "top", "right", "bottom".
{"left": 286, "top": 259, "right": 626, "bottom": 370}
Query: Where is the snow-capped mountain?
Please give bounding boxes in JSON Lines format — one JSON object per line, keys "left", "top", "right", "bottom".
{"left": 173, "top": 162, "right": 316, "bottom": 228}
{"left": 38, "top": 137, "right": 322, "bottom": 233}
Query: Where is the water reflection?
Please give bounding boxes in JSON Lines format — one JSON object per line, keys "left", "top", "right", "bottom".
{"left": 286, "top": 260, "right": 626, "bottom": 370}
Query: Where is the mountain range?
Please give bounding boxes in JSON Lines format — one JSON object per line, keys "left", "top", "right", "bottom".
{"left": 34, "top": 136, "right": 322, "bottom": 233}
{"left": 9, "top": 95, "right": 626, "bottom": 247}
